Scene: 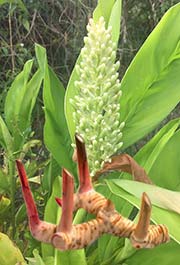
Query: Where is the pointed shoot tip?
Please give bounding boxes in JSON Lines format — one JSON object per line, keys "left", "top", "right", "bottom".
{"left": 133, "top": 192, "right": 152, "bottom": 241}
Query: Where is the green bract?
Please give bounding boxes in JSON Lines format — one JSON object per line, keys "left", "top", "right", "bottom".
{"left": 70, "top": 17, "right": 124, "bottom": 176}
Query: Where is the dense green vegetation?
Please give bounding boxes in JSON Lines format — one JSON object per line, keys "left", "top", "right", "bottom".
{"left": 0, "top": 1, "right": 179, "bottom": 264}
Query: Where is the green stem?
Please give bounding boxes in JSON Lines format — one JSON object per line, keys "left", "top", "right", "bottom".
{"left": 9, "top": 159, "right": 16, "bottom": 238}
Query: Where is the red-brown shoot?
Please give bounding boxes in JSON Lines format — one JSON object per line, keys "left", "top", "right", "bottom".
{"left": 16, "top": 160, "right": 56, "bottom": 243}
{"left": 16, "top": 135, "right": 170, "bottom": 250}
{"left": 75, "top": 133, "right": 93, "bottom": 193}
{"left": 134, "top": 192, "right": 151, "bottom": 241}
{"left": 16, "top": 160, "right": 40, "bottom": 227}
{"left": 56, "top": 168, "right": 74, "bottom": 233}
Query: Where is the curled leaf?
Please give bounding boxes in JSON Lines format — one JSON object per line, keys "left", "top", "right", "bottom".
{"left": 94, "top": 154, "right": 152, "bottom": 184}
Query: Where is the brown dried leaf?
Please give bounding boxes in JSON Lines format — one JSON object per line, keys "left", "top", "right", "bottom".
{"left": 94, "top": 154, "right": 152, "bottom": 184}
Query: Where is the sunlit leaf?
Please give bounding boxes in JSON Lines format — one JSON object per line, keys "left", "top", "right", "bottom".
{"left": 4, "top": 60, "right": 42, "bottom": 151}
{"left": 124, "top": 241, "right": 180, "bottom": 265}
{"left": 134, "top": 118, "right": 180, "bottom": 174}
{"left": 111, "top": 179, "right": 180, "bottom": 214}
{"left": 93, "top": 0, "right": 115, "bottom": 24}
{"left": 0, "top": 232, "right": 25, "bottom": 265}
{"left": 120, "top": 3, "right": 180, "bottom": 148}
{"left": 0, "top": 195, "right": 10, "bottom": 214}
{"left": 35, "top": 44, "right": 75, "bottom": 174}
{"left": 106, "top": 180, "right": 180, "bottom": 244}
{"left": 108, "top": 0, "right": 122, "bottom": 43}
{"left": 0, "top": 115, "right": 13, "bottom": 153}
{"left": 149, "top": 129, "right": 180, "bottom": 191}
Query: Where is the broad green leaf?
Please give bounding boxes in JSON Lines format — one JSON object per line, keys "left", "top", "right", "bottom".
{"left": 108, "top": 0, "right": 122, "bottom": 44}
{"left": 106, "top": 180, "right": 180, "bottom": 244}
{"left": 134, "top": 118, "right": 180, "bottom": 173}
{"left": 125, "top": 241, "right": 180, "bottom": 265}
{"left": 5, "top": 60, "right": 33, "bottom": 133}
{"left": 64, "top": 53, "right": 81, "bottom": 141}
{"left": 42, "top": 177, "right": 87, "bottom": 265}
{"left": 35, "top": 43, "right": 46, "bottom": 75}
{"left": 93, "top": 0, "right": 115, "bottom": 24}
{"left": 35, "top": 44, "right": 75, "bottom": 174}
{"left": 111, "top": 179, "right": 180, "bottom": 214}
{"left": 120, "top": 3, "right": 180, "bottom": 148}
{"left": 4, "top": 59, "right": 42, "bottom": 151}
{"left": 149, "top": 129, "right": 180, "bottom": 191}
{"left": 18, "top": 69, "right": 43, "bottom": 132}
{"left": 0, "top": 232, "right": 25, "bottom": 265}
{"left": 0, "top": 115, "right": 13, "bottom": 153}
{"left": 43, "top": 66, "right": 75, "bottom": 174}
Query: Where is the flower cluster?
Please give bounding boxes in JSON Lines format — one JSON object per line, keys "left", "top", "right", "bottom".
{"left": 70, "top": 17, "right": 124, "bottom": 176}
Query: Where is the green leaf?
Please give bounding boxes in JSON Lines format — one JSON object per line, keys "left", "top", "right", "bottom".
{"left": 120, "top": 3, "right": 180, "bottom": 148}
{"left": 18, "top": 69, "right": 43, "bottom": 132}
{"left": 134, "top": 118, "right": 180, "bottom": 173}
{"left": 4, "top": 60, "right": 42, "bottom": 151}
{"left": 0, "top": 232, "right": 25, "bottom": 265}
{"left": 0, "top": 196, "right": 10, "bottom": 214}
{"left": 0, "top": 0, "right": 28, "bottom": 12}
{"left": 42, "top": 156, "right": 61, "bottom": 197}
{"left": 43, "top": 66, "right": 75, "bottom": 173}
{"left": 42, "top": 176, "right": 87, "bottom": 265}
{"left": 0, "top": 115, "right": 13, "bottom": 153}
{"left": 106, "top": 180, "right": 180, "bottom": 244}
{"left": 27, "top": 249, "right": 46, "bottom": 265}
{"left": 124, "top": 240, "right": 180, "bottom": 265}
{"left": 108, "top": 0, "right": 122, "bottom": 44}
{"left": 149, "top": 129, "right": 180, "bottom": 191}
{"left": 0, "top": 169, "right": 10, "bottom": 194}
{"left": 93, "top": 0, "right": 115, "bottom": 24}
{"left": 35, "top": 44, "right": 75, "bottom": 174}
{"left": 64, "top": 54, "right": 81, "bottom": 141}
{"left": 111, "top": 179, "right": 180, "bottom": 214}
{"left": 5, "top": 60, "right": 33, "bottom": 133}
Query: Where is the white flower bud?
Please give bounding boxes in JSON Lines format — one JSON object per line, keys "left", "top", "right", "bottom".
{"left": 71, "top": 17, "right": 124, "bottom": 175}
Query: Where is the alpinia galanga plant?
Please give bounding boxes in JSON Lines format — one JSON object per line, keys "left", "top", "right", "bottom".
{"left": 0, "top": 1, "right": 180, "bottom": 264}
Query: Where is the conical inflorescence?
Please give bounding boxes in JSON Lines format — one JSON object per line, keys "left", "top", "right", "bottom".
{"left": 70, "top": 17, "right": 124, "bottom": 176}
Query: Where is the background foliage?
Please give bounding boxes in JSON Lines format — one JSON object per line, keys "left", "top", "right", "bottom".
{"left": 0, "top": 0, "right": 179, "bottom": 139}
{"left": 0, "top": 0, "right": 180, "bottom": 264}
